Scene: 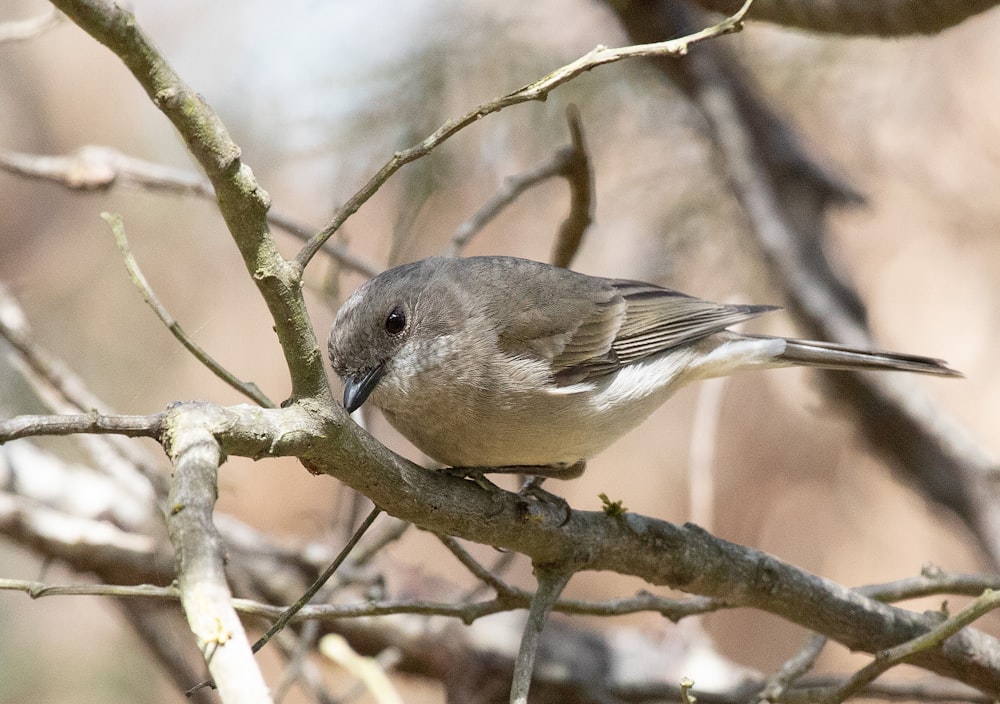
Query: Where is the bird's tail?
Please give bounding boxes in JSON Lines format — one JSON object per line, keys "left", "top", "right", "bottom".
{"left": 768, "top": 336, "right": 962, "bottom": 377}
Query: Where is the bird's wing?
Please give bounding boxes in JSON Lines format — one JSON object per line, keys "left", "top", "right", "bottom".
{"left": 609, "top": 281, "right": 777, "bottom": 365}
{"left": 491, "top": 264, "right": 777, "bottom": 385}
{"left": 548, "top": 281, "right": 776, "bottom": 385}
{"left": 493, "top": 276, "right": 626, "bottom": 369}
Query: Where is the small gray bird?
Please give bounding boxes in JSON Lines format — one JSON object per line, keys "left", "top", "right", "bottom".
{"left": 328, "top": 256, "right": 960, "bottom": 479}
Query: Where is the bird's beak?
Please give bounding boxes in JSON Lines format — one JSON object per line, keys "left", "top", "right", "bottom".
{"left": 342, "top": 363, "right": 387, "bottom": 413}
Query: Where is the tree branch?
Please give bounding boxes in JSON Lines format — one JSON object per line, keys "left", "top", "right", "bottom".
{"left": 164, "top": 406, "right": 270, "bottom": 702}
{"left": 0, "top": 411, "right": 163, "bottom": 442}
{"left": 103, "top": 212, "right": 274, "bottom": 408}
{"left": 0, "top": 146, "right": 380, "bottom": 277}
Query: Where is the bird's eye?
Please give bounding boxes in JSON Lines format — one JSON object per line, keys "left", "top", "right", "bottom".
{"left": 384, "top": 305, "right": 407, "bottom": 335}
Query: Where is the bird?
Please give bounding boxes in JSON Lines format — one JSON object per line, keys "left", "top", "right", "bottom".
{"left": 328, "top": 255, "right": 960, "bottom": 480}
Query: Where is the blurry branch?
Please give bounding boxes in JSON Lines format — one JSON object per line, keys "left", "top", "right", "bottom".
{"left": 0, "top": 147, "right": 380, "bottom": 277}
{"left": 0, "top": 145, "right": 210, "bottom": 194}
{"left": 758, "top": 633, "right": 829, "bottom": 704}
{"left": 609, "top": 0, "right": 1000, "bottom": 569}
{"left": 104, "top": 212, "right": 275, "bottom": 408}
{"left": 319, "top": 635, "right": 403, "bottom": 704}
{"left": 444, "top": 104, "right": 594, "bottom": 269}
{"left": 297, "top": 0, "right": 754, "bottom": 268}
{"left": 0, "top": 7, "right": 63, "bottom": 42}
{"left": 0, "top": 280, "right": 167, "bottom": 494}
{"left": 549, "top": 104, "right": 594, "bottom": 269}
{"left": 692, "top": 0, "right": 1000, "bottom": 36}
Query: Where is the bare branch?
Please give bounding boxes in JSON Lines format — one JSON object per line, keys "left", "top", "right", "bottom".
{"left": 251, "top": 506, "right": 382, "bottom": 655}
{"left": 296, "top": 0, "right": 754, "bottom": 268}
{"left": 443, "top": 104, "right": 594, "bottom": 265}
{"left": 103, "top": 212, "right": 275, "bottom": 408}
{"left": 0, "top": 147, "right": 380, "bottom": 277}
{"left": 164, "top": 407, "right": 270, "bottom": 702}
{"left": 549, "top": 104, "right": 594, "bottom": 269}
{"left": 510, "top": 565, "right": 574, "bottom": 704}
{"left": 812, "top": 590, "right": 1000, "bottom": 704}
{"left": 0, "top": 411, "right": 163, "bottom": 443}
{"left": 860, "top": 568, "right": 1000, "bottom": 602}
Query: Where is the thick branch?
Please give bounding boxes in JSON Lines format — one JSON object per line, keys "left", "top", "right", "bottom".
{"left": 147, "top": 400, "right": 1000, "bottom": 695}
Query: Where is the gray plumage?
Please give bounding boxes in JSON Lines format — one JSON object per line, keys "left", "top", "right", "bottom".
{"left": 328, "top": 256, "right": 959, "bottom": 475}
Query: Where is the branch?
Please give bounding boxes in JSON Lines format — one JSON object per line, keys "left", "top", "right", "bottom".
{"left": 510, "top": 565, "right": 574, "bottom": 704}
{"left": 813, "top": 590, "right": 1000, "bottom": 704}
{"left": 296, "top": 0, "right": 754, "bottom": 268}
{"left": 443, "top": 104, "right": 594, "bottom": 266}
{"left": 103, "top": 212, "right": 274, "bottom": 408}
{"left": 91, "top": 399, "right": 997, "bottom": 696}
{"left": 0, "top": 147, "right": 380, "bottom": 277}
{"left": 0, "top": 411, "right": 163, "bottom": 443}
{"left": 164, "top": 406, "right": 271, "bottom": 702}
{"left": 549, "top": 104, "right": 594, "bottom": 269}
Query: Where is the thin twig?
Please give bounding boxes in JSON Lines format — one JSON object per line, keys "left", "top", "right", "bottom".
{"left": 812, "top": 590, "right": 1000, "bottom": 704}
{"left": 859, "top": 568, "right": 1000, "bottom": 602}
{"left": 296, "top": 0, "right": 754, "bottom": 268}
{"left": 252, "top": 506, "right": 383, "bottom": 653}
{"left": 0, "top": 411, "right": 164, "bottom": 443}
{"left": 509, "top": 564, "right": 574, "bottom": 704}
{"left": 103, "top": 212, "right": 275, "bottom": 408}
{"left": 443, "top": 104, "right": 594, "bottom": 262}
{"left": 437, "top": 533, "right": 517, "bottom": 599}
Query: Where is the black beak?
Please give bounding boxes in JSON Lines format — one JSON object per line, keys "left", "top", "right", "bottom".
{"left": 342, "top": 364, "right": 387, "bottom": 413}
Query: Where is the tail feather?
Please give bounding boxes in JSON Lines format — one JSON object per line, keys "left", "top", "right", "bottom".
{"left": 774, "top": 337, "right": 962, "bottom": 377}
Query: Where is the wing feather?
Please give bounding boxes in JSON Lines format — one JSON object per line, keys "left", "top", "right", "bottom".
{"left": 479, "top": 258, "right": 776, "bottom": 385}
{"left": 555, "top": 281, "right": 776, "bottom": 384}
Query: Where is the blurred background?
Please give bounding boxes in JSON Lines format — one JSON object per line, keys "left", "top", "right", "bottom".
{"left": 2, "top": 0, "right": 999, "bottom": 701}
